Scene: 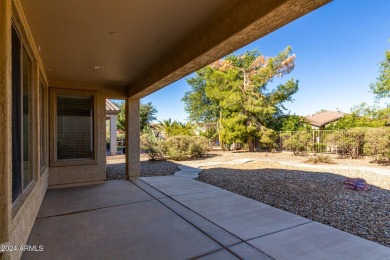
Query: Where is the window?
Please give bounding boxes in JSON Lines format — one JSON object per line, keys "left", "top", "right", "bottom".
{"left": 12, "top": 25, "right": 33, "bottom": 202}
{"left": 50, "top": 89, "right": 98, "bottom": 166}
{"left": 40, "top": 80, "right": 47, "bottom": 172}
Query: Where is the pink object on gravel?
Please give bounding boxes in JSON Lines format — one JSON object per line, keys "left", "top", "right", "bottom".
{"left": 343, "top": 178, "right": 368, "bottom": 191}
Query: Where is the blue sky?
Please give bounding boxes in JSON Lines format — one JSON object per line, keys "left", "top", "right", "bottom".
{"left": 142, "top": 0, "right": 390, "bottom": 122}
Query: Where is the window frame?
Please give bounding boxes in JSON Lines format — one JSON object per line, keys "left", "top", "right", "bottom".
{"left": 39, "top": 76, "right": 48, "bottom": 174}
{"left": 50, "top": 88, "right": 99, "bottom": 167}
{"left": 11, "top": 22, "right": 35, "bottom": 205}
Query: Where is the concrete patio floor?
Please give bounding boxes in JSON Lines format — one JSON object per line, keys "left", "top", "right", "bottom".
{"left": 23, "top": 177, "right": 390, "bottom": 260}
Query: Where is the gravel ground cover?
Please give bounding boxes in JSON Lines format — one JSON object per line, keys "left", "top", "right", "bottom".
{"left": 183, "top": 150, "right": 390, "bottom": 169}
{"left": 196, "top": 157, "right": 389, "bottom": 247}
{"left": 106, "top": 154, "right": 179, "bottom": 180}
{"left": 106, "top": 151, "right": 389, "bottom": 247}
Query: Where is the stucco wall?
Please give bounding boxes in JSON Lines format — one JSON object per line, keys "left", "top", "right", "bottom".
{"left": 3, "top": 169, "right": 48, "bottom": 260}
{"left": 0, "top": 0, "right": 12, "bottom": 247}
{"left": 0, "top": 1, "right": 50, "bottom": 259}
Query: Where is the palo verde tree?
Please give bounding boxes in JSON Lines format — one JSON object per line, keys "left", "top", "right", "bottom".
{"left": 183, "top": 47, "right": 298, "bottom": 151}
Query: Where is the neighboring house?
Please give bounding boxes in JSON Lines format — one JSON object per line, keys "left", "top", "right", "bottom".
{"left": 305, "top": 111, "right": 345, "bottom": 129}
{"left": 0, "top": 0, "right": 331, "bottom": 258}
{"left": 106, "top": 100, "right": 120, "bottom": 156}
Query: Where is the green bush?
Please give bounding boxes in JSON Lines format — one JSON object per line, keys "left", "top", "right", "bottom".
{"left": 363, "top": 127, "right": 390, "bottom": 161}
{"left": 140, "top": 133, "right": 161, "bottom": 161}
{"left": 326, "top": 128, "right": 366, "bottom": 158}
{"left": 159, "top": 136, "right": 211, "bottom": 161}
{"left": 281, "top": 131, "right": 312, "bottom": 155}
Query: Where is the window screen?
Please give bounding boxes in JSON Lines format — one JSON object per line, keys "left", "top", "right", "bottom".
{"left": 56, "top": 95, "right": 94, "bottom": 160}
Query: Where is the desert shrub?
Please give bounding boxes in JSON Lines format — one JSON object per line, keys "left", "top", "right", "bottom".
{"left": 159, "top": 135, "right": 211, "bottom": 161}
{"left": 326, "top": 128, "right": 366, "bottom": 158}
{"left": 140, "top": 133, "right": 161, "bottom": 160}
{"left": 281, "top": 131, "right": 312, "bottom": 155}
{"left": 304, "top": 155, "right": 335, "bottom": 164}
{"left": 363, "top": 127, "right": 390, "bottom": 162}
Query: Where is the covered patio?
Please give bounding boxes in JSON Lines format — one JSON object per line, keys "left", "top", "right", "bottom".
{"left": 5, "top": 0, "right": 390, "bottom": 259}
{"left": 23, "top": 176, "right": 389, "bottom": 259}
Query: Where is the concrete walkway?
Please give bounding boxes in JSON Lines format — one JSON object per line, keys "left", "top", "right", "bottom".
{"left": 24, "top": 178, "right": 389, "bottom": 259}
{"left": 174, "top": 159, "right": 254, "bottom": 179}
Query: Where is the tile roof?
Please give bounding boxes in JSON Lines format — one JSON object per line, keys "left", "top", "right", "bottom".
{"left": 305, "top": 111, "right": 345, "bottom": 127}
{"left": 106, "top": 99, "right": 120, "bottom": 114}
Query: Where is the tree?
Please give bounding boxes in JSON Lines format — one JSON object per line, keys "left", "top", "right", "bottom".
{"left": 326, "top": 103, "right": 388, "bottom": 129}
{"left": 140, "top": 102, "right": 158, "bottom": 132}
{"left": 272, "top": 115, "right": 310, "bottom": 131}
{"left": 370, "top": 48, "right": 390, "bottom": 100}
{"left": 170, "top": 122, "right": 194, "bottom": 136}
{"left": 116, "top": 101, "right": 157, "bottom": 132}
{"left": 196, "top": 123, "right": 218, "bottom": 141}
{"left": 156, "top": 119, "right": 195, "bottom": 138}
{"left": 259, "top": 128, "right": 279, "bottom": 151}
{"left": 183, "top": 47, "right": 298, "bottom": 151}
{"left": 182, "top": 72, "right": 220, "bottom": 123}
{"left": 155, "top": 119, "right": 178, "bottom": 138}
{"left": 117, "top": 103, "right": 126, "bottom": 131}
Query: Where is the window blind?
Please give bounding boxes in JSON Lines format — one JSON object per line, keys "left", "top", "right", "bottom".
{"left": 56, "top": 95, "right": 94, "bottom": 160}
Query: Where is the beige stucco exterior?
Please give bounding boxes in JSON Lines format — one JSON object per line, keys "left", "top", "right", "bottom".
{"left": 126, "top": 98, "right": 141, "bottom": 179}
{"left": 0, "top": 0, "right": 331, "bottom": 259}
{"left": 3, "top": 169, "right": 48, "bottom": 260}
{"left": 0, "top": 0, "right": 12, "bottom": 248}
{"left": 0, "top": 1, "right": 50, "bottom": 258}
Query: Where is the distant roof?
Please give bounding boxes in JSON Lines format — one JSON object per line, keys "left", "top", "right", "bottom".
{"left": 106, "top": 100, "right": 120, "bottom": 114}
{"left": 305, "top": 111, "right": 345, "bottom": 127}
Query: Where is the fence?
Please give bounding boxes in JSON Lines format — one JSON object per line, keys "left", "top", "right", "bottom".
{"left": 277, "top": 129, "right": 363, "bottom": 155}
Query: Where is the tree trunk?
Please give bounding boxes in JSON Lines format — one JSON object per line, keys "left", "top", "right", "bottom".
{"left": 248, "top": 137, "right": 254, "bottom": 152}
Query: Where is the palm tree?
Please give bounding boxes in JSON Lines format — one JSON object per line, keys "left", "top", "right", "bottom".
{"left": 176, "top": 122, "right": 194, "bottom": 136}
{"left": 156, "top": 119, "right": 178, "bottom": 138}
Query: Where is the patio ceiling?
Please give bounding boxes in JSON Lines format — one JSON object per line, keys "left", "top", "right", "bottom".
{"left": 20, "top": 0, "right": 331, "bottom": 98}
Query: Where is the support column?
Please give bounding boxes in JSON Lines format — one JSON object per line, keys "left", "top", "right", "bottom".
{"left": 0, "top": 0, "right": 11, "bottom": 244}
{"left": 125, "top": 98, "right": 140, "bottom": 179}
{"left": 109, "top": 115, "right": 117, "bottom": 155}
